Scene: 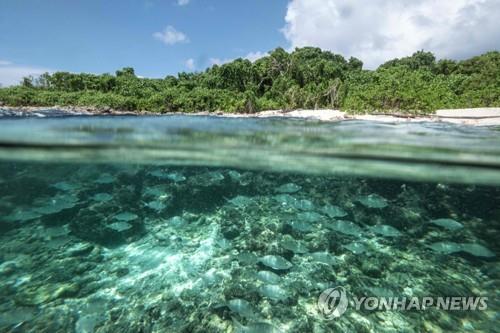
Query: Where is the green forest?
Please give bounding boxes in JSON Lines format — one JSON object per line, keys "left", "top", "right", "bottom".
{"left": 0, "top": 48, "right": 498, "bottom": 114}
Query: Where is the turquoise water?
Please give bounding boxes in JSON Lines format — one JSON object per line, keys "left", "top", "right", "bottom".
{"left": 0, "top": 113, "right": 499, "bottom": 332}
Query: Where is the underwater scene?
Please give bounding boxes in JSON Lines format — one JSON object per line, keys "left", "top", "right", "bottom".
{"left": 0, "top": 115, "right": 499, "bottom": 332}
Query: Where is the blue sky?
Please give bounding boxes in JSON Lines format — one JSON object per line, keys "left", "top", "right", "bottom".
{"left": 1, "top": 0, "right": 498, "bottom": 86}
{"left": 0, "top": 0, "right": 288, "bottom": 84}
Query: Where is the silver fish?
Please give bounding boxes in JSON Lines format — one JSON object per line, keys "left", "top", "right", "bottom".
{"left": 227, "top": 299, "right": 256, "bottom": 319}
{"left": 309, "top": 252, "right": 337, "bottom": 265}
{"left": 276, "top": 183, "right": 301, "bottom": 194}
{"left": 289, "top": 220, "right": 315, "bottom": 232}
{"left": 259, "top": 255, "right": 292, "bottom": 270}
{"left": 343, "top": 242, "right": 368, "bottom": 254}
{"left": 430, "top": 218, "right": 464, "bottom": 231}
{"left": 321, "top": 204, "right": 348, "bottom": 218}
{"left": 369, "top": 224, "right": 402, "bottom": 237}
{"left": 256, "top": 270, "right": 281, "bottom": 284}
{"left": 108, "top": 222, "right": 132, "bottom": 232}
{"left": 114, "top": 212, "right": 138, "bottom": 222}
{"left": 282, "top": 237, "right": 309, "bottom": 254}
{"left": 258, "top": 284, "right": 288, "bottom": 301}
{"left": 357, "top": 194, "right": 388, "bottom": 208}
{"left": 327, "top": 220, "right": 363, "bottom": 236}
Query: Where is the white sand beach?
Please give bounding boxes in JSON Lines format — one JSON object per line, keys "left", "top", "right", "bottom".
{"left": 226, "top": 108, "right": 500, "bottom": 126}
{"left": 1, "top": 106, "right": 500, "bottom": 126}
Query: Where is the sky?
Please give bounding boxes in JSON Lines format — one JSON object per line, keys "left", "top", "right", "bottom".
{"left": 0, "top": 0, "right": 499, "bottom": 86}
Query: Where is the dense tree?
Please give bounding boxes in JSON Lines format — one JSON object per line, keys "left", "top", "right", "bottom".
{"left": 379, "top": 50, "right": 437, "bottom": 71}
{"left": 0, "top": 48, "right": 498, "bottom": 114}
{"left": 116, "top": 67, "right": 136, "bottom": 77}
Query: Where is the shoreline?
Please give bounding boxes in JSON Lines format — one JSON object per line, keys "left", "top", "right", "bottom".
{"left": 1, "top": 105, "right": 500, "bottom": 126}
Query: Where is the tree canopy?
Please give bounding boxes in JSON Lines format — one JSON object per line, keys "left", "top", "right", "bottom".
{"left": 0, "top": 48, "right": 498, "bottom": 114}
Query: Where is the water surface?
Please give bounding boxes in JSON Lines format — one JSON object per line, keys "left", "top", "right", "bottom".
{"left": 0, "top": 112, "right": 498, "bottom": 332}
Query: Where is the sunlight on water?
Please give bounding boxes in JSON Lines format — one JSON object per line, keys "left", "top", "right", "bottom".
{"left": 0, "top": 115, "right": 498, "bottom": 332}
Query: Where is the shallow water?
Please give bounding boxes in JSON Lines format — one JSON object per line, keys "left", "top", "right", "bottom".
{"left": 0, "top": 113, "right": 499, "bottom": 332}
{"left": 1, "top": 115, "right": 500, "bottom": 185}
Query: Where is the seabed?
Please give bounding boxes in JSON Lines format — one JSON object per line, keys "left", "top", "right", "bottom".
{"left": 0, "top": 163, "right": 498, "bottom": 332}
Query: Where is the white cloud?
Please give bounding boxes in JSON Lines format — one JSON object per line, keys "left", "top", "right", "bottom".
{"left": 282, "top": 0, "right": 500, "bottom": 69}
{"left": 244, "top": 51, "right": 268, "bottom": 62}
{"left": 209, "top": 51, "right": 268, "bottom": 66}
{"left": 185, "top": 58, "right": 195, "bottom": 70}
{"left": 209, "top": 57, "right": 232, "bottom": 66}
{"left": 177, "top": 0, "right": 190, "bottom": 6}
{"left": 153, "top": 25, "right": 189, "bottom": 45}
{"left": 0, "top": 61, "right": 52, "bottom": 87}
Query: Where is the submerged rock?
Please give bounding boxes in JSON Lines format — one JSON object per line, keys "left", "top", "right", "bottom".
{"left": 258, "top": 255, "right": 292, "bottom": 270}
{"left": 75, "top": 314, "right": 102, "bottom": 333}
{"left": 357, "top": 194, "right": 388, "bottom": 208}
{"left": 202, "top": 268, "right": 226, "bottom": 286}
{"left": 361, "top": 261, "right": 382, "bottom": 278}
{"left": 16, "top": 283, "right": 80, "bottom": 306}
{"left": 0, "top": 307, "right": 38, "bottom": 327}
{"left": 3, "top": 165, "right": 499, "bottom": 331}
{"left": 42, "top": 225, "right": 70, "bottom": 238}
{"left": 430, "top": 218, "right": 464, "bottom": 231}
{"left": 233, "top": 319, "right": 282, "bottom": 333}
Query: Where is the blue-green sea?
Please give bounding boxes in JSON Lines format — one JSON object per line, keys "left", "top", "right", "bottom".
{"left": 0, "top": 112, "right": 498, "bottom": 332}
